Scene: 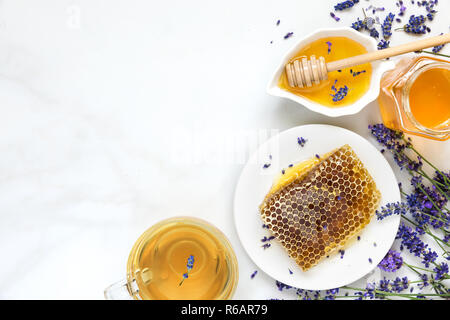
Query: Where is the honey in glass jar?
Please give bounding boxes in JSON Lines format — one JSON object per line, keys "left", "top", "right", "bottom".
{"left": 378, "top": 55, "right": 450, "bottom": 141}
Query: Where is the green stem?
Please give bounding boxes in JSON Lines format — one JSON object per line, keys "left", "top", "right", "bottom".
{"left": 343, "top": 286, "right": 449, "bottom": 299}
{"left": 403, "top": 262, "right": 436, "bottom": 274}
{"left": 418, "top": 50, "right": 450, "bottom": 59}
{"left": 403, "top": 261, "right": 423, "bottom": 276}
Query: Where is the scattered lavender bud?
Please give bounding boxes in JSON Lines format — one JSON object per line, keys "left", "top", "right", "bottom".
{"left": 284, "top": 32, "right": 294, "bottom": 39}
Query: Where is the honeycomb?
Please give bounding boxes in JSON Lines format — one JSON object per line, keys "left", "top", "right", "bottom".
{"left": 259, "top": 144, "right": 381, "bottom": 271}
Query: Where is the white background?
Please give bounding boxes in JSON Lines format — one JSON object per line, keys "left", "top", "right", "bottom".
{"left": 0, "top": 0, "right": 448, "bottom": 299}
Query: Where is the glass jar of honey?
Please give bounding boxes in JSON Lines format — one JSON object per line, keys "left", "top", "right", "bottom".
{"left": 378, "top": 55, "right": 450, "bottom": 141}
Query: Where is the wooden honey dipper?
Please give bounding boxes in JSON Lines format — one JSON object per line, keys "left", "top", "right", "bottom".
{"left": 285, "top": 32, "right": 450, "bottom": 88}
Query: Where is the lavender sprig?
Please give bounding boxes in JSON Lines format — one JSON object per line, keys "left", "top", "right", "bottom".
{"left": 334, "top": 0, "right": 359, "bottom": 11}
{"left": 382, "top": 13, "right": 396, "bottom": 39}
{"left": 179, "top": 255, "right": 194, "bottom": 286}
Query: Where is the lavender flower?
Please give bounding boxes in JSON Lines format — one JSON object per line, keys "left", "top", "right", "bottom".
{"left": 366, "top": 5, "right": 385, "bottom": 14}
{"left": 297, "top": 137, "right": 307, "bottom": 147}
{"left": 330, "top": 12, "right": 341, "bottom": 22}
{"left": 382, "top": 13, "right": 395, "bottom": 39}
{"left": 411, "top": 175, "right": 423, "bottom": 187}
{"left": 330, "top": 84, "right": 349, "bottom": 102}
{"left": 404, "top": 24, "right": 427, "bottom": 34}
{"left": 433, "top": 263, "right": 448, "bottom": 280}
{"left": 396, "top": 222, "right": 438, "bottom": 267}
{"left": 179, "top": 255, "right": 195, "bottom": 286}
{"left": 431, "top": 34, "right": 446, "bottom": 53}
{"left": 369, "top": 28, "right": 379, "bottom": 39}
{"left": 351, "top": 19, "right": 365, "bottom": 31}
{"left": 376, "top": 202, "right": 410, "bottom": 220}
{"left": 323, "top": 288, "right": 340, "bottom": 300}
{"left": 432, "top": 44, "right": 446, "bottom": 53}
{"left": 378, "top": 250, "right": 403, "bottom": 272}
{"left": 359, "top": 276, "right": 410, "bottom": 299}
{"left": 368, "top": 124, "right": 423, "bottom": 171}
{"left": 276, "top": 280, "right": 292, "bottom": 291}
{"left": 251, "top": 270, "right": 258, "bottom": 279}
{"left": 294, "top": 288, "right": 340, "bottom": 300}
{"left": 377, "top": 39, "right": 390, "bottom": 50}
{"left": 418, "top": 274, "right": 429, "bottom": 289}
{"left": 284, "top": 32, "right": 294, "bottom": 39}
{"left": 352, "top": 70, "right": 366, "bottom": 77}
{"left": 407, "top": 182, "right": 448, "bottom": 229}
{"left": 368, "top": 124, "right": 406, "bottom": 153}
{"left": 408, "top": 14, "right": 426, "bottom": 25}
{"left": 425, "top": 1, "right": 437, "bottom": 20}
{"left": 326, "top": 41, "right": 332, "bottom": 54}
{"left": 397, "top": 0, "right": 407, "bottom": 16}
{"left": 334, "top": 0, "right": 359, "bottom": 11}
{"left": 433, "top": 170, "right": 450, "bottom": 196}
{"left": 261, "top": 235, "right": 275, "bottom": 242}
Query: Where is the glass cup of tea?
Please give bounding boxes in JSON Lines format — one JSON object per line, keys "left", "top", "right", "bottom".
{"left": 104, "top": 216, "right": 239, "bottom": 300}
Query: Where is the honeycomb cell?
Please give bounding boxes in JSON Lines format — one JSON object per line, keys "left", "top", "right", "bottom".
{"left": 259, "top": 144, "right": 381, "bottom": 271}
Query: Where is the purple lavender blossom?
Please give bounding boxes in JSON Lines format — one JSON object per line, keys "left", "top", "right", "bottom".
{"left": 382, "top": 13, "right": 395, "bottom": 39}
{"left": 351, "top": 19, "right": 365, "bottom": 31}
{"left": 283, "top": 32, "right": 294, "bottom": 39}
{"left": 397, "top": 1, "right": 407, "bottom": 16}
{"left": 297, "top": 137, "right": 307, "bottom": 147}
{"left": 433, "top": 262, "right": 449, "bottom": 280}
{"left": 330, "top": 84, "right": 349, "bottom": 102}
{"left": 326, "top": 41, "right": 332, "bottom": 54}
{"left": 276, "top": 280, "right": 292, "bottom": 291}
{"left": 377, "top": 39, "right": 390, "bottom": 50}
{"left": 330, "top": 12, "right": 341, "bottom": 22}
{"left": 334, "top": 0, "right": 359, "bottom": 11}
{"left": 378, "top": 250, "right": 403, "bottom": 272}
{"left": 376, "top": 202, "right": 410, "bottom": 220}
{"left": 396, "top": 222, "right": 438, "bottom": 267}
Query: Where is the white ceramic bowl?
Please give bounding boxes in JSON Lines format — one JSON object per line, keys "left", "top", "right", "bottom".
{"left": 267, "top": 27, "right": 395, "bottom": 117}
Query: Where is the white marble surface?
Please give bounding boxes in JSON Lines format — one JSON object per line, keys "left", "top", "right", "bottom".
{"left": 0, "top": 0, "right": 449, "bottom": 299}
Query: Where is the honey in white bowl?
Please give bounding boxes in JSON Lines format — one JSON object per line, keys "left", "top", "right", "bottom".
{"left": 278, "top": 36, "right": 372, "bottom": 108}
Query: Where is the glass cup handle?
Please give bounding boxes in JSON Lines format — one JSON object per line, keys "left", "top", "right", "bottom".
{"left": 104, "top": 279, "right": 136, "bottom": 300}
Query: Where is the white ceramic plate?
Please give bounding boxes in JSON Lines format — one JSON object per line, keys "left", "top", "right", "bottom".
{"left": 234, "top": 124, "right": 400, "bottom": 290}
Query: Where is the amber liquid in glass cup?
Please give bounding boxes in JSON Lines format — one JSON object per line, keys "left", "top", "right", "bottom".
{"left": 378, "top": 55, "right": 450, "bottom": 141}
{"left": 104, "top": 217, "right": 239, "bottom": 300}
